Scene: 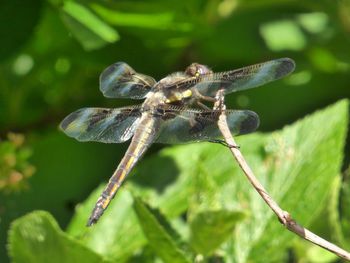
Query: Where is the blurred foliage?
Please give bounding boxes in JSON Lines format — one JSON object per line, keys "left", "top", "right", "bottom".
{"left": 0, "top": 0, "right": 350, "bottom": 262}
{"left": 0, "top": 133, "right": 35, "bottom": 193}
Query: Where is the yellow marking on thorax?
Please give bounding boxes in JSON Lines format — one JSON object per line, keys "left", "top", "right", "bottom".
{"left": 165, "top": 95, "right": 179, "bottom": 103}
{"left": 165, "top": 90, "right": 192, "bottom": 103}
{"left": 182, "top": 89, "right": 192, "bottom": 98}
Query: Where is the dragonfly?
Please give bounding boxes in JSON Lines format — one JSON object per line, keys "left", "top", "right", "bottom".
{"left": 60, "top": 58, "right": 295, "bottom": 226}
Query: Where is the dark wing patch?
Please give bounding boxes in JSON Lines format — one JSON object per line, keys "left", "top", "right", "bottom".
{"left": 155, "top": 107, "right": 259, "bottom": 144}
{"left": 60, "top": 106, "right": 142, "bottom": 143}
{"left": 100, "top": 62, "right": 156, "bottom": 99}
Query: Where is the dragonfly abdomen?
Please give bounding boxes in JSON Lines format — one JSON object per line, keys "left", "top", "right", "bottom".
{"left": 87, "top": 114, "right": 160, "bottom": 226}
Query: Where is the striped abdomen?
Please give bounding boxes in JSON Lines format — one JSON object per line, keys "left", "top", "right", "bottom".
{"left": 87, "top": 113, "right": 159, "bottom": 226}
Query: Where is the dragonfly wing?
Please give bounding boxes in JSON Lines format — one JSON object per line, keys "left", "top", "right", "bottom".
{"left": 60, "top": 106, "right": 142, "bottom": 143}
{"left": 191, "top": 58, "right": 295, "bottom": 97}
{"left": 100, "top": 62, "right": 156, "bottom": 99}
{"left": 155, "top": 107, "right": 259, "bottom": 144}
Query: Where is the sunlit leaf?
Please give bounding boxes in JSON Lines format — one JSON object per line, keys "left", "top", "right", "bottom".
{"left": 339, "top": 166, "right": 350, "bottom": 248}
{"left": 229, "top": 99, "right": 348, "bottom": 262}
{"left": 189, "top": 210, "right": 245, "bottom": 256}
{"left": 66, "top": 187, "right": 146, "bottom": 261}
{"left": 8, "top": 211, "right": 109, "bottom": 263}
{"left": 260, "top": 20, "right": 306, "bottom": 51}
{"left": 91, "top": 4, "right": 192, "bottom": 32}
{"left": 297, "top": 12, "right": 329, "bottom": 34}
{"left": 133, "top": 197, "right": 191, "bottom": 263}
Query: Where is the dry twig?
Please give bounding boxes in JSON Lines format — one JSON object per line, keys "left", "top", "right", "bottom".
{"left": 213, "top": 90, "right": 350, "bottom": 261}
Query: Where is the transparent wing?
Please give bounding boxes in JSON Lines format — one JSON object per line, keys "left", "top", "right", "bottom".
{"left": 100, "top": 62, "right": 156, "bottom": 99}
{"left": 155, "top": 107, "right": 259, "bottom": 144}
{"left": 60, "top": 106, "right": 142, "bottom": 143}
{"left": 175, "top": 58, "right": 295, "bottom": 97}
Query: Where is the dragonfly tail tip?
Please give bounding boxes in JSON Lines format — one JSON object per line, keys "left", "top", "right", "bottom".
{"left": 86, "top": 206, "right": 104, "bottom": 227}
{"left": 86, "top": 217, "right": 97, "bottom": 227}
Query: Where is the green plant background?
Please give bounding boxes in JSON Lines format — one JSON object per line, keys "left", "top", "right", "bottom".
{"left": 0, "top": 0, "right": 349, "bottom": 262}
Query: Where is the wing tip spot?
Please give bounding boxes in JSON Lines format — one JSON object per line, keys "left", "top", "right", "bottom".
{"left": 239, "top": 111, "right": 260, "bottom": 135}
{"left": 275, "top": 58, "right": 296, "bottom": 79}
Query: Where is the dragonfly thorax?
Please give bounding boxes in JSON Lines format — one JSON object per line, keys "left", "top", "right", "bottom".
{"left": 164, "top": 89, "right": 192, "bottom": 104}
{"left": 148, "top": 72, "right": 196, "bottom": 106}
{"left": 143, "top": 91, "right": 167, "bottom": 109}
{"left": 144, "top": 87, "right": 193, "bottom": 108}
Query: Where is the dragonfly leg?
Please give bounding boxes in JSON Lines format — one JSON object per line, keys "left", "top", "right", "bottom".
{"left": 208, "top": 139, "right": 240, "bottom": 149}
{"left": 192, "top": 88, "right": 216, "bottom": 102}
{"left": 196, "top": 101, "right": 211, "bottom": 110}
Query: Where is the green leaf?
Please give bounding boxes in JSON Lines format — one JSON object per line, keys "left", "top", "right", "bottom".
{"left": 133, "top": 197, "right": 191, "bottom": 263}
{"left": 189, "top": 210, "right": 245, "bottom": 256}
{"left": 65, "top": 146, "right": 202, "bottom": 261}
{"left": 91, "top": 4, "right": 192, "bottom": 32}
{"left": 293, "top": 175, "right": 343, "bottom": 263}
{"left": 337, "top": 166, "right": 350, "bottom": 249}
{"left": 66, "top": 187, "right": 146, "bottom": 261}
{"left": 325, "top": 171, "right": 349, "bottom": 248}
{"left": 60, "top": 1, "right": 119, "bottom": 50}
{"left": 129, "top": 145, "right": 204, "bottom": 218}
{"left": 225, "top": 99, "right": 348, "bottom": 262}
{"left": 259, "top": 20, "right": 306, "bottom": 51}
{"left": 7, "top": 211, "right": 108, "bottom": 263}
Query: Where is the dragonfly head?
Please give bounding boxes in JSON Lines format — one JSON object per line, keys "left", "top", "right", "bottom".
{"left": 185, "top": 63, "right": 212, "bottom": 77}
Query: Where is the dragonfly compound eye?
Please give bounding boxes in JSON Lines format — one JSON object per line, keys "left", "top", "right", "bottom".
{"left": 185, "top": 63, "right": 212, "bottom": 77}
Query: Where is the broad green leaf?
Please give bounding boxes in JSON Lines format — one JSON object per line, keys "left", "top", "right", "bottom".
{"left": 326, "top": 172, "right": 349, "bottom": 248}
{"left": 226, "top": 99, "right": 348, "bottom": 262}
{"left": 291, "top": 176, "right": 343, "bottom": 263}
{"left": 133, "top": 197, "right": 191, "bottom": 263}
{"left": 60, "top": 1, "right": 119, "bottom": 50}
{"left": 66, "top": 187, "right": 146, "bottom": 261}
{"left": 337, "top": 166, "right": 350, "bottom": 248}
{"left": 129, "top": 145, "right": 204, "bottom": 217}
{"left": 7, "top": 211, "right": 108, "bottom": 263}
{"left": 189, "top": 210, "right": 245, "bottom": 256}
{"left": 65, "top": 144, "right": 205, "bottom": 261}
{"left": 305, "top": 245, "right": 338, "bottom": 263}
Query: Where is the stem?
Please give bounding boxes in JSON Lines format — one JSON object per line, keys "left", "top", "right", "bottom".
{"left": 213, "top": 90, "right": 350, "bottom": 261}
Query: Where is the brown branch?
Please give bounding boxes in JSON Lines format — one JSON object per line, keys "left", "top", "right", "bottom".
{"left": 213, "top": 90, "right": 350, "bottom": 261}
